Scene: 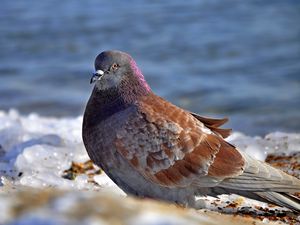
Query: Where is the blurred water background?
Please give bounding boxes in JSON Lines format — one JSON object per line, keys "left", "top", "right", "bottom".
{"left": 0, "top": 0, "right": 299, "bottom": 135}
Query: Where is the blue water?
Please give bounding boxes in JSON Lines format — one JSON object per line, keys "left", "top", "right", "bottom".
{"left": 0, "top": 1, "right": 299, "bottom": 135}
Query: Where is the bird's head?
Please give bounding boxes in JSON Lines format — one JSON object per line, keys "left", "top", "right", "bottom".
{"left": 91, "top": 50, "right": 150, "bottom": 94}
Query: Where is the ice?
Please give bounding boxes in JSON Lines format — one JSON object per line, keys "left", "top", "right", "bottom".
{"left": 94, "top": 173, "right": 125, "bottom": 194}
{"left": 227, "top": 131, "right": 300, "bottom": 161}
{"left": 0, "top": 109, "right": 90, "bottom": 189}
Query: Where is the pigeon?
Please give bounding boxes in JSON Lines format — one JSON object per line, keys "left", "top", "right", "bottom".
{"left": 82, "top": 50, "right": 300, "bottom": 212}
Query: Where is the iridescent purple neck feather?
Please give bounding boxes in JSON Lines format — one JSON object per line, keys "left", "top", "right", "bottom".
{"left": 114, "top": 58, "right": 151, "bottom": 104}
{"left": 129, "top": 58, "right": 151, "bottom": 93}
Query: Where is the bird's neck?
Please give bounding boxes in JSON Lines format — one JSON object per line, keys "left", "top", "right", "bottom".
{"left": 86, "top": 87, "right": 127, "bottom": 122}
{"left": 118, "top": 75, "right": 151, "bottom": 103}
{"left": 86, "top": 83, "right": 150, "bottom": 123}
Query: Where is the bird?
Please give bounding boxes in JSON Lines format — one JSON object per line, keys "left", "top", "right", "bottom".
{"left": 82, "top": 50, "right": 300, "bottom": 212}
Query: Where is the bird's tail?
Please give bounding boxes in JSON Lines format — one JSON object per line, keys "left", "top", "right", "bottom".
{"left": 255, "top": 191, "right": 300, "bottom": 212}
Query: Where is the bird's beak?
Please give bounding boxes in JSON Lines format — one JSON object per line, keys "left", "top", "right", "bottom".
{"left": 90, "top": 70, "right": 104, "bottom": 84}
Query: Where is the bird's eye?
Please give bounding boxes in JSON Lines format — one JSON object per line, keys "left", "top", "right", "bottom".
{"left": 111, "top": 63, "right": 119, "bottom": 71}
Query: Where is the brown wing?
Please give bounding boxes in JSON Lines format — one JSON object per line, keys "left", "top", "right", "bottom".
{"left": 190, "top": 113, "right": 232, "bottom": 138}
{"left": 115, "top": 93, "right": 245, "bottom": 188}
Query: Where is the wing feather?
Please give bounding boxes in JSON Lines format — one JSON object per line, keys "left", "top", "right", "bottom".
{"left": 114, "top": 93, "right": 245, "bottom": 188}
{"left": 114, "top": 94, "right": 300, "bottom": 193}
{"left": 218, "top": 152, "right": 300, "bottom": 192}
{"left": 190, "top": 113, "right": 232, "bottom": 138}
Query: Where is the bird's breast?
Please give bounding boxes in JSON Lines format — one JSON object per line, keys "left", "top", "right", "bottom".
{"left": 82, "top": 105, "right": 138, "bottom": 169}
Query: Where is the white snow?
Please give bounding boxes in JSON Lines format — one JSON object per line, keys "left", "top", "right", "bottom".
{"left": 227, "top": 131, "right": 300, "bottom": 161}
{"left": 0, "top": 109, "right": 114, "bottom": 191}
